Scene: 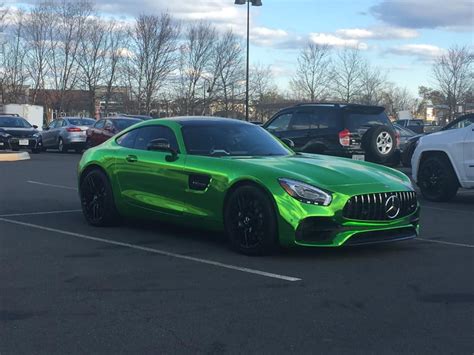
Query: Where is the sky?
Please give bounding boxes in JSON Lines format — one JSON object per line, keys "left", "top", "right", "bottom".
{"left": 10, "top": 0, "right": 474, "bottom": 96}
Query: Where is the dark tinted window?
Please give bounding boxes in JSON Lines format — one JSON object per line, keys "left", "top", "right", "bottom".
{"left": 346, "top": 111, "right": 391, "bottom": 130}
{"left": 290, "top": 112, "right": 312, "bottom": 130}
{"left": 0, "top": 116, "right": 32, "bottom": 128}
{"left": 68, "top": 119, "right": 95, "bottom": 126}
{"left": 94, "top": 120, "right": 105, "bottom": 129}
{"left": 112, "top": 119, "right": 140, "bottom": 131}
{"left": 182, "top": 123, "right": 290, "bottom": 157}
{"left": 267, "top": 113, "right": 291, "bottom": 132}
{"left": 134, "top": 126, "right": 178, "bottom": 151}
{"left": 445, "top": 116, "right": 474, "bottom": 130}
{"left": 116, "top": 126, "right": 179, "bottom": 151}
{"left": 292, "top": 110, "right": 341, "bottom": 130}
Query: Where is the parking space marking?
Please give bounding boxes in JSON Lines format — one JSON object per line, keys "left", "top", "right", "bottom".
{"left": 27, "top": 180, "right": 78, "bottom": 191}
{"left": 0, "top": 217, "right": 302, "bottom": 282}
{"left": 0, "top": 209, "right": 82, "bottom": 218}
{"left": 418, "top": 238, "right": 474, "bottom": 248}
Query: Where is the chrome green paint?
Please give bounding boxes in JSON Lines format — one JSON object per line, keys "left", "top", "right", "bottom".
{"left": 78, "top": 118, "right": 419, "bottom": 247}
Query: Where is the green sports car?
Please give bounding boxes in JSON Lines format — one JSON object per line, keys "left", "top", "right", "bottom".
{"left": 78, "top": 117, "right": 420, "bottom": 255}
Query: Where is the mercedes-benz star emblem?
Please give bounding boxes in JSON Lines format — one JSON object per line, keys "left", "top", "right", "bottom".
{"left": 385, "top": 195, "right": 401, "bottom": 219}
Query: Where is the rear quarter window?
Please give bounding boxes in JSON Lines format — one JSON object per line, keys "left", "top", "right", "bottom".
{"left": 345, "top": 111, "right": 391, "bottom": 131}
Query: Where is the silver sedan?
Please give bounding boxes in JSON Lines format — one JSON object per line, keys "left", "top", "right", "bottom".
{"left": 41, "top": 117, "right": 96, "bottom": 153}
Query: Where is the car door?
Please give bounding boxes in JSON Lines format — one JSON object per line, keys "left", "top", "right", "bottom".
{"left": 463, "top": 124, "right": 474, "bottom": 181}
{"left": 114, "top": 125, "right": 186, "bottom": 215}
{"left": 90, "top": 119, "right": 105, "bottom": 146}
{"left": 41, "top": 120, "right": 57, "bottom": 147}
{"left": 296, "top": 107, "right": 341, "bottom": 153}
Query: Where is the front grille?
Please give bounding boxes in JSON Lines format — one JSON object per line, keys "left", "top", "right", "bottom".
{"left": 344, "top": 227, "right": 417, "bottom": 246}
{"left": 343, "top": 191, "right": 417, "bottom": 221}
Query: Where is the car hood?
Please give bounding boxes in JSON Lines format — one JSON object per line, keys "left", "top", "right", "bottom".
{"left": 239, "top": 153, "right": 410, "bottom": 194}
{"left": 0, "top": 127, "right": 38, "bottom": 137}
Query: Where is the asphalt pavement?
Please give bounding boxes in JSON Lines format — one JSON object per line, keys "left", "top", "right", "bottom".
{"left": 1, "top": 152, "right": 473, "bottom": 354}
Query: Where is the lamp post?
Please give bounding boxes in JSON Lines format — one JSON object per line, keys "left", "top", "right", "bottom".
{"left": 234, "top": 0, "right": 262, "bottom": 121}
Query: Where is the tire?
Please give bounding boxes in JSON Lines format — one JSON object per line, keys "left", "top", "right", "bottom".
{"left": 224, "top": 185, "right": 278, "bottom": 255}
{"left": 418, "top": 155, "right": 459, "bottom": 202}
{"left": 58, "top": 138, "right": 67, "bottom": 153}
{"left": 362, "top": 125, "right": 397, "bottom": 164}
{"left": 79, "top": 168, "right": 120, "bottom": 226}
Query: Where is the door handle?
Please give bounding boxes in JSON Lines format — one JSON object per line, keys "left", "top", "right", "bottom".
{"left": 126, "top": 155, "right": 138, "bottom": 163}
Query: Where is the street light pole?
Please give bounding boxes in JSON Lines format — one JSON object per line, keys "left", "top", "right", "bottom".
{"left": 235, "top": 0, "right": 262, "bottom": 121}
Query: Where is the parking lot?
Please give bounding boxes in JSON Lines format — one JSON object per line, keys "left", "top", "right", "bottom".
{"left": 1, "top": 152, "right": 473, "bottom": 354}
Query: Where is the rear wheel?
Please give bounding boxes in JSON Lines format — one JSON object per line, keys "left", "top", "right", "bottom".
{"left": 80, "top": 168, "right": 120, "bottom": 226}
{"left": 58, "top": 138, "right": 67, "bottom": 153}
{"left": 224, "top": 185, "right": 278, "bottom": 255}
{"left": 418, "top": 155, "right": 458, "bottom": 202}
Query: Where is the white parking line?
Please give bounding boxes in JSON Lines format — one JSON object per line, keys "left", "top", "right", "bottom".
{"left": 0, "top": 217, "right": 302, "bottom": 282}
{"left": 27, "top": 180, "right": 78, "bottom": 191}
{"left": 0, "top": 209, "right": 82, "bottom": 217}
{"left": 418, "top": 238, "right": 474, "bottom": 248}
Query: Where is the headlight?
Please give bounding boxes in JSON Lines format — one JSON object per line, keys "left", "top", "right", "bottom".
{"left": 278, "top": 178, "right": 332, "bottom": 206}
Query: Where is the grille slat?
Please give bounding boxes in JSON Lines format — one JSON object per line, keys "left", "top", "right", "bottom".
{"left": 343, "top": 191, "right": 418, "bottom": 221}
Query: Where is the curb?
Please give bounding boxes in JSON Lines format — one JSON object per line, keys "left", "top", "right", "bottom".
{"left": 0, "top": 151, "right": 31, "bottom": 162}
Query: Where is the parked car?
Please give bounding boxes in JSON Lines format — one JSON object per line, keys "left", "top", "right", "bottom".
{"left": 401, "top": 113, "right": 474, "bottom": 167}
{"left": 423, "top": 122, "right": 442, "bottom": 134}
{"left": 0, "top": 115, "right": 43, "bottom": 153}
{"left": 86, "top": 117, "right": 141, "bottom": 148}
{"left": 263, "top": 103, "right": 400, "bottom": 165}
{"left": 41, "top": 117, "right": 95, "bottom": 153}
{"left": 78, "top": 117, "right": 419, "bottom": 255}
{"left": 392, "top": 124, "right": 421, "bottom": 167}
{"left": 117, "top": 114, "right": 153, "bottom": 120}
{"left": 393, "top": 119, "right": 425, "bottom": 134}
{"left": 412, "top": 118, "right": 474, "bottom": 202}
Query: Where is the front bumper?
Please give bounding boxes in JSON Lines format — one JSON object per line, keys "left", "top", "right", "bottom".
{"left": 276, "top": 191, "right": 420, "bottom": 248}
{"left": 0, "top": 137, "right": 42, "bottom": 151}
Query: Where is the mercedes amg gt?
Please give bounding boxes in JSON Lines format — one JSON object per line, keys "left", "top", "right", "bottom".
{"left": 78, "top": 117, "right": 420, "bottom": 255}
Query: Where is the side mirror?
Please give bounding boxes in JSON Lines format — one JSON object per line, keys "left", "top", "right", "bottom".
{"left": 147, "top": 138, "right": 178, "bottom": 162}
{"left": 281, "top": 138, "right": 295, "bottom": 149}
{"left": 33, "top": 125, "right": 38, "bottom": 129}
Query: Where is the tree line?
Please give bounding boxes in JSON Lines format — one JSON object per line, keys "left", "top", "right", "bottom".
{"left": 0, "top": 0, "right": 472, "bottom": 121}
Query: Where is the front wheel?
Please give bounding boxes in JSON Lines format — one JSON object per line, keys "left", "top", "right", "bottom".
{"left": 224, "top": 185, "right": 278, "bottom": 255}
{"left": 418, "top": 155, "right": 458, "bottom": 202}
{"left": 80, "top": 169, "right": 120, "bottom": 226}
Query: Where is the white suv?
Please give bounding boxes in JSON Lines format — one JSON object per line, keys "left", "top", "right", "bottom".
{"left": 412, "top": 114, "right": 474, "bottom": 201}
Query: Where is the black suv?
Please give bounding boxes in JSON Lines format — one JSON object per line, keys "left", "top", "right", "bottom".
{"left": 263, "top": 103, "right": 399, "bottom": 164}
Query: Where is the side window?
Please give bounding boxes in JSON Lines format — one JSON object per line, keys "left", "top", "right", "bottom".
{"left": 267, "top": 113, "right": 292, "bottom": 132}
{"left": 95, "top": 120, "right": 105, "bottom": 129}
{"left": 116, "top": 129, "right": 138, "bottom": 148}
{"left": 104, "top": 120, "right": 114, "bottom": 130}
{"left": 62, "top": 120, "right": 68, "bottom": 127}
{"left": 49, "top": 120, "right": 58, "bottom": 129}
{"left": 289, "top": 112, "right": 312, "bottom": 131}
{"left": 133, "top": 126, "right": 179, "bottom": 151}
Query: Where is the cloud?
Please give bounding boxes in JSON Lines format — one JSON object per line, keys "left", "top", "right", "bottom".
{"left": 250, "top": 27, "right": 288, "bottom": 46}
{"left": 336, "top": 27, "right": 419, "bottom": 40}
{"left": 371, "top": 0, "right": 473, "bottom": 31}
{"left": 309, "top": 33, "right": 368, "bottom": 50}
{"left": 387, "top": 44, "right": 446, "bottom": 61}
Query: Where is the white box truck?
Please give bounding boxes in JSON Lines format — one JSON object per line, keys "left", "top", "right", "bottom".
{"left": 3, "top": 104, "right": 44, "bottom": 131}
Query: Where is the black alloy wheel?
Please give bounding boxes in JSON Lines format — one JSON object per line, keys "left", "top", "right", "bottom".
{"left": 418, "top": 155, "right": 458, "bottom": 202}
{"left": 224, "top": 185, "right": 278, "bottom": 255}
{"left": 80, "top": 169, "right": 119, "bottom": 226}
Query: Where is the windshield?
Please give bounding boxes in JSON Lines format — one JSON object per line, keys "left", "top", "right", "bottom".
{"left": 68, "top": 118, "right": 95, "bottom": 126}
{"left": 112, "top": 119, "right": 141, "bottom": 130}
{"left": 182, "top": 123, "right": 291, "bottom": 157}
{"left": 0, "top": 116, "right": 32, "bottom": 128}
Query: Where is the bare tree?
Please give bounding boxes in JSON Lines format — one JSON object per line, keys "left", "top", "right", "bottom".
{"left": 77, "top": 18, "right": 108, "bottom": 117}
{"left": 102, "top": 21, "right": 128, "bottom": 116}
{"left": 332, "top": 48, "right": 364, "bottom": 103}
{"left": 0, "top": 10, "right": 28, "bottom": 104}
{"left": 176, "top": 21, "right": 216, "bottom": 115}
{"left": 24, "top": 2, "right": 55, "bottom": 104}
{"left": 290, "top": 43, "right": 331, "bottom": 101}
{"left": 46, "top": 0, "right": 93, "bottom": 112}
{"left": 382, "top": 84, "right": 416, "bottom": 117}
{"left": 433, "top": 45, "right": 473, "bottom": 121}
{"left": 209, "top": 29, "right": 243, "bottom": 116}
{"left": 358, "top": 63, "right": 387, "bottom": 106}
{"left": 127, "top": 13, "right": 179, "bottom": 114}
